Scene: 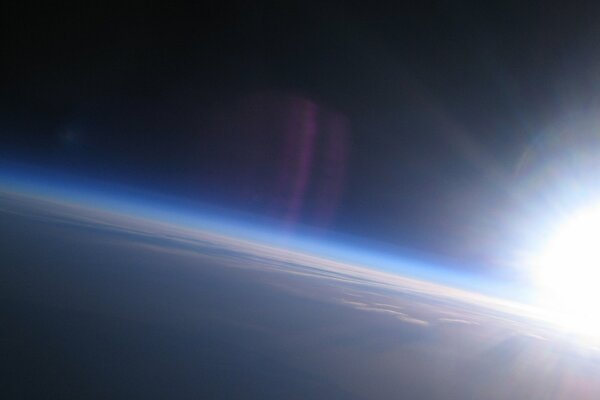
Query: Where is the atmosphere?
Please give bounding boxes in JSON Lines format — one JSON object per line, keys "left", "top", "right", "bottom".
{"left": 4, "top": 2, "right": 600, "bottom": 399}
{"left": 7, "top": 2, "right": 600, "bottom": 275}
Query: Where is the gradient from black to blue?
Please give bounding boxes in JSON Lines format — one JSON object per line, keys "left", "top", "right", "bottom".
{"left": 4, "top": 1, "right": 600, "bottom": 275}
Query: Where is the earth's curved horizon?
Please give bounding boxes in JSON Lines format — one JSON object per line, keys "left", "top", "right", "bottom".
{"left": 2, "top": 184, "right": 600, "bottom": 399}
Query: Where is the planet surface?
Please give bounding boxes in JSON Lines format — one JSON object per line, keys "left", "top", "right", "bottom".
{"left": 2, "top": 186, "right": 600, "bottom": 399}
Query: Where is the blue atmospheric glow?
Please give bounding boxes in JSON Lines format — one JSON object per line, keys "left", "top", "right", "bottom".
{"left": 0, "top": 164, "right": 520, "bottom": 301}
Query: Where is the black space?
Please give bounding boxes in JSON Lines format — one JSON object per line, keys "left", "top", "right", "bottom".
{"left": 4, "top": 1, "right": 600, "bottom": 272}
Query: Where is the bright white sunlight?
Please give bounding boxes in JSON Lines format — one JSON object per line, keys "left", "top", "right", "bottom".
{"left": 532, "top": 204, "right": 600, "bottom": 338}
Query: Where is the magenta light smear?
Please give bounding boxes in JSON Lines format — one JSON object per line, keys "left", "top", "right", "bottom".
{"left": 313, "top": 113, "right": 349, "bottom": 227}
{"left": 281, "top": 98, "right": 318, "bottom": 227}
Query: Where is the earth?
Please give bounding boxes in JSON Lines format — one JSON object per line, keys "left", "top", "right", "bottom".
{"left": 2, "top": 188, "right": 600, "bottom": 399}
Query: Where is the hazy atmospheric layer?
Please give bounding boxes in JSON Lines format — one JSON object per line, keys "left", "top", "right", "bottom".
{"left": 2, "top": 186, "right": 600, "bottom": 399}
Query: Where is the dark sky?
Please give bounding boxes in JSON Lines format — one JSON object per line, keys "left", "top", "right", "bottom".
{"left": 4, "top": 1, "right": 600, "bottom": 275}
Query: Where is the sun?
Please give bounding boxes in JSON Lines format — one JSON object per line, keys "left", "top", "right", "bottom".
{"left": 531, "top": 205, "right": 600, "bottom": 338}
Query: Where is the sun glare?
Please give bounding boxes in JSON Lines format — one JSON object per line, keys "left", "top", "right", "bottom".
{"left": 532, "top": 205, "right": 600, "bottom": 338}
